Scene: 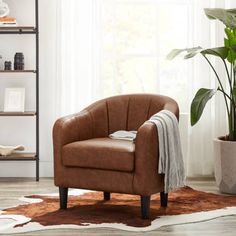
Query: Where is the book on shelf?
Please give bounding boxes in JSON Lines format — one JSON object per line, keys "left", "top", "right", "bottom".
{"left": 0, "top": 17, "right": 18, "bottom": 27}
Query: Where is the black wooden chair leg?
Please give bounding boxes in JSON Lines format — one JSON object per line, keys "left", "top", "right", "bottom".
{"left": 103, "top": 191, "right": 110, "bottom": 201}
{"left": 160, "top": 191, "right": 168, "bottom": 207}
{"left": 141, "top": 195, "right": 150, "bottom": 219}
{"left": 59, "top": 187, "right": 68, "bottom": 209}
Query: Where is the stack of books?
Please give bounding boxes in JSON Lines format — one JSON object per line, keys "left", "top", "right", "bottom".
{"left": 0, "top": 17, "right": 18, "bottom": 27}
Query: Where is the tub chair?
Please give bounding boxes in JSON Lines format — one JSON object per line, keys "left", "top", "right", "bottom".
{"left": 53, "top": 94, "right": 179, "bottom": 219}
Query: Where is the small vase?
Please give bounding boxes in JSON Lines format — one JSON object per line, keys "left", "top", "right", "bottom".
{"left": 14, "top": 52, "right": 24, "bottom": 70}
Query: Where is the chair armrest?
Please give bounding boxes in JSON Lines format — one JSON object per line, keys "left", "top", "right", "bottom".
{"left": 133, "top": 122, "right": 163, "bottom": 195}
{"left": 133, "top": 104, "right": 179, "bottom": 195}
{"left": 53, "top": 110, "right": 93, "bottom": 183}
{"left": 53, "top": 110, "right": 93, "bottom": 147}
{"left": 164, "top": 100, "right": 179, "bottom": 121}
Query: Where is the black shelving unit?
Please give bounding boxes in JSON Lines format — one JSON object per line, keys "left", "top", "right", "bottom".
{"left": 0, "top": 0, "right": 39, "bottom": 181}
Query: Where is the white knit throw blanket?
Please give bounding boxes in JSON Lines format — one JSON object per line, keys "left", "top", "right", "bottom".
{"left": 148, "top": 110, "right": 185, "bottom": 193}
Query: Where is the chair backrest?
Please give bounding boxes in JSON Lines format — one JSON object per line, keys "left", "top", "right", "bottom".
{"left": 85, "top": 94, "right": 178, "bottom": 138}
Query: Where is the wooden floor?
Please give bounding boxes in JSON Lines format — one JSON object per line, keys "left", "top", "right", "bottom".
{"left": 1, "top": 178, "right": 236, "bottom": 236}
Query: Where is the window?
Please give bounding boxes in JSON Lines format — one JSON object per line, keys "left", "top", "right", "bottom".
{"left": 101, "top": 0, "right": 193, "bottom": 112}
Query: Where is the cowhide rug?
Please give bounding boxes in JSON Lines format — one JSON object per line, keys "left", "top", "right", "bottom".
{"left": 1, "top": 187, "right": 236, "bottom": 234}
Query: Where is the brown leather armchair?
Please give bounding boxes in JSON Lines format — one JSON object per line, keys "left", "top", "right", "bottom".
{"left": 53, "top": 94, "right": 179, "bottom": 219}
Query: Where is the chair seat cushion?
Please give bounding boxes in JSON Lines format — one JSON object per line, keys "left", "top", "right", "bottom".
{"left": 62, "top": 138, "right": 135, "bottom": 172}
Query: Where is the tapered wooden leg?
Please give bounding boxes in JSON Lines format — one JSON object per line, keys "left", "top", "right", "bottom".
{"left": 59, "top": 187, "right": 68, "bottom": 209}
{"left": 140, "top": 196, "right": 150, "bottom": 219}
{"left": 160, "top": 191, "right": 168, "bottom": 207}
{"left": 103, "top": 191, "right": 110, "bottom": 201}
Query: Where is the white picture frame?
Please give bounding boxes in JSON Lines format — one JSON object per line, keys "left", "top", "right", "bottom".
{"left": 4, "top": 88, "right": 25, "bottom": 112}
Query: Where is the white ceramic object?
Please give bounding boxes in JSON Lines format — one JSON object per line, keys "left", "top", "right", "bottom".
{"left": 0, "top": 145, "right": 25, "bottom": 156}
{"left": 214, "top": 138, "right": 236, "bottom": 194}
{"left": 0, "top": 0, "right": 9, "bottom": 17}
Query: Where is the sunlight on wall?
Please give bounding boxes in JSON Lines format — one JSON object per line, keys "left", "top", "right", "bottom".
{"left": 101, "top": 0, "right": 191, "bottom": 112}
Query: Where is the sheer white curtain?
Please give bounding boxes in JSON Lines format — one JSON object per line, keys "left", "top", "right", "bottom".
{"left": 49, "top": 0, "right": 235, "bottom": 176}
{"left": 53, "top": 0, "right": 101, "bottom": 117}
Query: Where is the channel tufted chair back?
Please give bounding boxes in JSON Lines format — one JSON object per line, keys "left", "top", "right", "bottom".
{"left": 53, "top": 94, "right": 179, "bottom": 219}
{"left": 79, "top": 94, "right": 179, "bottom": 138}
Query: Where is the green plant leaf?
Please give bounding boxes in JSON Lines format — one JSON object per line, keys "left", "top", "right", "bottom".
{"left": 231, "top": 45, "right": 236, "bottom": 52}
{"left": 233, "top": 86, "right": 236, "bottom": 103}
{"left": 224, "top": 28, "right": 236, "bottom": 62}
{"left": 228, "top": 49, "right": 236, "bottom": 63}
{"left": 167, "top": 47, "right": 202, "bottom": 60}
{"left": 191, "top": 88, "right": 217, "bottom": 126}
{"left": 204, "top": 8, "right": 236, "bottom": 29}
{"left": 225, "top": 28, "right": 236, "bottom": 43}
{"left": 231, "top": 48, "right": 236, "bottom": 69}
{"left": 184, "top": 48, "right": 203, "bottom": 59}
{"left": 224, "top": 38, "right": 229, "bottom": 47}
{"left": 168, "top": 46, "right": 230, "bottom": 61}
{"left": 166, "top": 49, "right": 186, "bottom": 60}
{"left": 227, "top": 9, "right": 236, "bottom": 15}
{"left": 201, "top": 47, "right": 229, "bottom": 59}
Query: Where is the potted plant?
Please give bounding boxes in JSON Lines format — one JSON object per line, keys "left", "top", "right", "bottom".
{"left": 168, "top": 8, "right": 236, "bottom": 194}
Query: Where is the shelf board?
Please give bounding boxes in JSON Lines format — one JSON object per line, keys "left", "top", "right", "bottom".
{"left": 0, "top": 153, "right": 37, "bottom": 161}
{"left": 0, "top": 26, "right": 35, "bottom": 30}
{"left": 0, "top": 26, "right": 37, "bottom": 34}
{"left": 0, "top": 111, "right": 36, "bottom": 116}
{"left": 0, "top": 70, "right": 36, "bottom": 73}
